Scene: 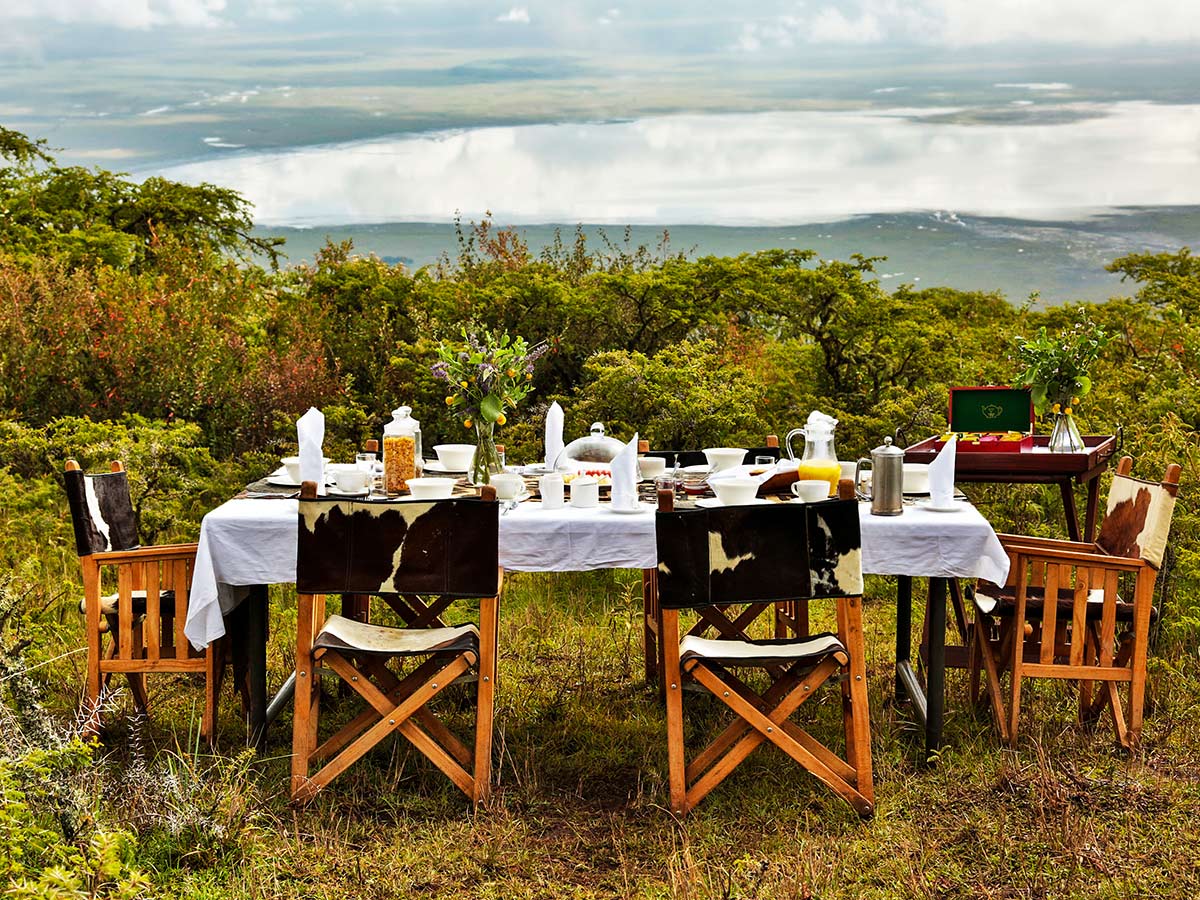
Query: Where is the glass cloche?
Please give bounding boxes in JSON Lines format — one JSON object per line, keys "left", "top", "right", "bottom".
{"left": 554, "top": 422, "right": 626, "bottom": 471}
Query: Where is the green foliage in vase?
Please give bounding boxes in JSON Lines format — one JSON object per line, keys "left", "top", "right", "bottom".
{"left": 1014, "top": 312, "right": 1112, "bottom": 414}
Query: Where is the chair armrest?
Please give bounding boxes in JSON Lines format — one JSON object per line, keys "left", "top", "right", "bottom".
{"left": 996, "top": 534, "right": 1099, "bottom": 553}
{"left": 91, "top": 543, "right": 199, "bottom": 564}
{"left": 1008, "top": 544, "right": 1145, "bottom": 573}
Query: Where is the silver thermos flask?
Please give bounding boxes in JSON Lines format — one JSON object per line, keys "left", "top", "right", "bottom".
{"left": 856, "top": 436, "right": 905, "bottom": 516}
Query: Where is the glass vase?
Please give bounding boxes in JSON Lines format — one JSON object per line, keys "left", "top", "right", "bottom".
{"left": 1048, "top": 412, "right": 1084, "bottom": 453}
{"left": 471, "top": 420, "right": 504, "bottom": 485}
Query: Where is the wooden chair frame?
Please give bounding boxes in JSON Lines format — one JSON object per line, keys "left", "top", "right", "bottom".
{"left": 67, "top": 460, "right": 224, "bottom": 740}
{"left": 970, "top": 457, "right": 1181, "bottom": 748}
{"left": 290, "top": 484, "right": 501, "bottom": 804}
{"left": 657, "top": 481, "right": 874, "bottom": 817}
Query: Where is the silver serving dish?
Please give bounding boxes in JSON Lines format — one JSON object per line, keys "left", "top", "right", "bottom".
{"left": 554, "top": 422, "right": 626, "bottom": 471}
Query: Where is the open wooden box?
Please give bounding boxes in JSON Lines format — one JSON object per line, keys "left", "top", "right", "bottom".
{"left": 932, "top": 386, "right": 1034, "bottom": 453}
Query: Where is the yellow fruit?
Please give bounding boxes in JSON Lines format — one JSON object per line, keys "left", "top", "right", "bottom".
{"left": 506, "top": 368, "right": 517, "bottom": 377}
{"left": 461, "top": 380, "right": 468, "bottom": 388}
{"left": 496, "top": 414, "right": 506, "bottom": 426}
{"left": 525, "top": 373, "right": 532, "bottom": 381}
{"left": 445, "top": 395, "right": 456, "bottom": 405}
{"left": 1064, "top": 406, "right": 1073, "bottom": 416}
{"left": 1051, "top": 402, "right": 1061, "bottom": 414}
{"left": 463, "top": 419, "right": 473, "bottom": 429}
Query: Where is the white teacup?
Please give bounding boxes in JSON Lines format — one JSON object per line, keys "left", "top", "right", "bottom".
{"left": 710, "top": 476, "right": 760, "bottom": 506}
{"left": 490, "top": 472, "right": 524, "bottom": 500}
{"left": 282, "top": 455, "right": 329, "bottom": 483}
{"left": 791, "top": 479, "right": 830, "bottom": 503}
{"left": 406, "top": 477, "right": 455, "bottom": 500}
{"left": 638, "top": 456, "right": 667, "bottom": 480}
{"left": 569, "top": 477, "right": 600, "bottom": 508}
{"left": 333, "top": 467, "right": 370, "bottom": 493}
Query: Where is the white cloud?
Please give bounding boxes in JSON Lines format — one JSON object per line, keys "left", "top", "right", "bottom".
{"left": 496, "top": 6, "right": 530, "bottom": 24}
{"left": 597, "top": 7, "right": 620, "bottom": 25}
{"left": 736, "top": 0, "right": 1200, "bottom": 49}
{"left": 0, "top": 0, "right": 227, "bottom": 29}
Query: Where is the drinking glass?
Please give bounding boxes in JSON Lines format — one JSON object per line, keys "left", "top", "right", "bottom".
{"left": 755, "top": 455, "right": 775, "bottom": 467}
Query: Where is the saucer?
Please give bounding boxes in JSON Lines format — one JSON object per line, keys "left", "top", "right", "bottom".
{"left": 604, "top": 503, "right": 653, "bottom": 515}
{"left": 917, "top": 499, "right": 963, "bottom": 513}
{"left": 424, "top": 461, "right": 466, "bottom": 474}
{"left": 266, "top": 475, "right": 334, "bottom": 488}
{"left": 327, "top": 486, "right": 370, "bottom": 497}
{"left": 696, "top": 497, "right": 770, "bottom": 508}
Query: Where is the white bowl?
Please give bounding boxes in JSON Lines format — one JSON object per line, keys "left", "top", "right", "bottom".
{"left": 407, "top": 477, "right": 455, "bottom": 500}
{"left": 903, "top": 463, "right": 930, "bottom": 494}
{"left": 333, "top": 467, "right": 370, "bottom": 493}
{"left": 703, "top": 447, "right": 747, "bottom": 472}
{"left": 490, "top": 472, "right": 525, "bottom": 500}
{"left": 282, "top": 455, "right": 330, "bottom": 483}
{"left": 791, "top": 479, "right": 830, "bottom": 503}
{"left": 433, "top": 444, "right": 476, "bottom": 471}
{"left": 638, "top": 456, "right": 667, "bottom": 479}
{"left": 710, "top": 476, "right": 760, "bottom": 506}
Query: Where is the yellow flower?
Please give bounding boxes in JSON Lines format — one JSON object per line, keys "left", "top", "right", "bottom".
{"left": 495, "top": 413, "right": 506, "bottom": 426}
{"left": 525, "top": 373, "right": 532, "bottom": 381}
{"left": 463, "top": 418, "right": 473, "bottom": 429}
{"left": 506, "top": 368, "right": 517, "bottom": 378}
{"left": 445, "top": 395, "right": 456, "bottom": 406}
{"left": 1064, "top": 406, "right": 1073, "bottom": 416}
{"left": 461, "top": 380, "right": 468, "bottom": 388}
{"left": 1051, "top": 402, "right": 1061, "bottom": 414}
{"left": 1071, "top": 396, "right": 1080, "bottom": 405}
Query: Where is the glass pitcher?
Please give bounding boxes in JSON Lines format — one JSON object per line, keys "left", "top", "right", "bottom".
{"left": 786, "top": 411, "right": 841, "bottom": 496}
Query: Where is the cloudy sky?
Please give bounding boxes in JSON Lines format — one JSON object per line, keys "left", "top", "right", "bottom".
{"left": 5, "top": 0, "right": 1200, "bottom": 50}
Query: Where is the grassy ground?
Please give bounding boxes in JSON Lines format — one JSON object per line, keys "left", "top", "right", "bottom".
{"left": 21, "top": 567, "right": 1200, "bottom": 900}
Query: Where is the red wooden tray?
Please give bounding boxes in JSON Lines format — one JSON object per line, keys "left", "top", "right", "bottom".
{"left": 904, "top": 434, "right": 1118, "bottom": 479}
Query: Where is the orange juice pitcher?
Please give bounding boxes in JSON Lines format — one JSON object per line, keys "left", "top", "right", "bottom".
{"left": 786, "top": 411, "right": 841, "bottom": 496}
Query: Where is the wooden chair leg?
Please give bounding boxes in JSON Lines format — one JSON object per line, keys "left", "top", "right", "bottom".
{"left": 291, "top": 593, "right": 318, "bottom": 800}
{"left": 472, "top": 594, "right": 499, "bottom": 804}
{"left": 642, "top": 568, "right": 658, "bottom": 685}
{"left": 838, "top": 596, "right": 874, "bottom": 809}
{"left": 661, "top": 609, "right": 687, "bottom": 815}
{"left": 974, "top": 614, "right": 1011, "bottom": 744}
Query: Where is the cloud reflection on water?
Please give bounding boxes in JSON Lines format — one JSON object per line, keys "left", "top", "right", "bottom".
{"left": 159, "top": 102, "right": 1200, "bottom": 226}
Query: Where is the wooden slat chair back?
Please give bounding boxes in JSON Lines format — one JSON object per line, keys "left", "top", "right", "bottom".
{"left": 291, "top": 483, "right": 501, "bottom": 804}
{"left": 64, "top": 460, "right": 222, "bottom": 739}
{"left": 654, "top": 480, "right": 874, "bottom": 817}
{"left": 972, "top": 456, "right": 1181, "bottom": 748}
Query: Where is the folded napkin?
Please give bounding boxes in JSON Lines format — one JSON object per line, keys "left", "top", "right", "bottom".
{"left": 545, "top": 401, "right": 564, "bottom": 469}
{"left": 297, "top": 407, "right": 326, "bottom": 496}
{"left": 928, "top": 435, "right": 957, "bottom": 507}
{"left": 610, "top": 433, "right": 640, "bottom": 510}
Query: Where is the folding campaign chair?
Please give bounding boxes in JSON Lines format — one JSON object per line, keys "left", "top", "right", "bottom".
{"left": 64, "top": 460, "right": 225, "bottom": 739}
{"left": 655, "top": 481, "right": 874, "bottom": 817}
{"left": 290, "top": 483, "right": 501, "bottom": 803}
{"left": 972, "top": 455, "right": 1181, "bottom": 748}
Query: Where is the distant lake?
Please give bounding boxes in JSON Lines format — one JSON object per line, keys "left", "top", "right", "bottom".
{"left": 163, "top": 102, "right": 1200, "bottom": 226}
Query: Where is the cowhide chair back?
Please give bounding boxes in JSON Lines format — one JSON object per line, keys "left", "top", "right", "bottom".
{"left": 655, "top": 499, "right": 863, "bottom": 611}
{"left": 62, "top": 460, "right": 221, "bottom": 741}
{"left": 972, "top": 455, "right": 1182, "bottom": 749}
{"left": 63, "top": 463, "right": 139, "bottom": 557}
{"left": 291, "top": 488, "right": 501, "bottom": 804}
{"left": 1095, "top": 459, "right": 1181, "bottom": 568}
{"left": 654, "top": 490, "right": 873, "bottom": 818}
{"left": 297, "top": 497, "right": 500, "bottom": 598}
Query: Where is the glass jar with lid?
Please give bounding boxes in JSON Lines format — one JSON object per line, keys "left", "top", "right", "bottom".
{"left": 383, "top": 405, "right": 422, "bottom": 494}
{"left": 555, "top": 422, "right": 626, "bottom": 472}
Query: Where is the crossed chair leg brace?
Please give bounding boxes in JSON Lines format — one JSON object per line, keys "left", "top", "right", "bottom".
{"left": 290, "top": 593, "right": 498, "bottom": 804}
{"left": 661, "top": 598, "right": 874, "bottom": 818}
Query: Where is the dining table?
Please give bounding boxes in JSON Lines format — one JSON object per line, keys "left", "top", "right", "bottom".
{"left": 184, "top": 483, "right": 1009, "bottom": 758}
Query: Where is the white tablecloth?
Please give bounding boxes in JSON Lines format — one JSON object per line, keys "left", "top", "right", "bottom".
{"left": 184, "top": 499, "right": 1009, "bottom": 649}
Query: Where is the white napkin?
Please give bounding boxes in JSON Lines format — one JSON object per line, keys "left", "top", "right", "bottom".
{"left": 297, "top": 407, "right": 326, "bottom": 496}
{"left": 610, "top": 433, "right": 640, "bottom": 510}
{"left": 928, "top": 435, "right": 957, "bottom": 507}
{"left": 545, "top": 401, "right": 564, "bottom": 469}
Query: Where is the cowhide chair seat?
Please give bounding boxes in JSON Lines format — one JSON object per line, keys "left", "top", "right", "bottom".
{"left": 971, "top": 455, "right": 1182, "bottom": 749}
{"left": 63, "top": 460, "right": 226, "bottom": 741}
{"left": 291, "top": 484, "right": 501, "bottom": 805}
{"left": 654, "top": 481, "right": 874, "bottom": 818}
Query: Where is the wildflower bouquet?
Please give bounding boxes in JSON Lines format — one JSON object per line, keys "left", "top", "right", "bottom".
{"left": 431, "top": 327, "right": 548, "bottom": 483}
{"left": 1014, "top": 313, "right": 1110, "bottom": 451}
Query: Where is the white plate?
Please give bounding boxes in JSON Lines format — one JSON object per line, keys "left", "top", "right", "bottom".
{"left": 916, "top": 499, "right": 963, "bottom": 513}
{"left": 266, "top": 475, "right": 334, "bottom": 488}
{"left": 696, "top": 497, "right": 771, "bottom": 508}
{"left": 603, "top": 503, "right": 654, "bottom": 514}
{"left": 423, "top": 461, "right": 466, "bottom": 474}
{"left": 326, "top": 487, "right": 370, "bottom": 497}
